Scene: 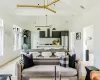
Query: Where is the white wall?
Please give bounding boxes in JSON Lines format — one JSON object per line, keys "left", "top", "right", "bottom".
{"left": 68, "top": 4, "right": 100, "bottom": 68}
{"left": 0, "top": 12, "right": 23, "bottom": 66}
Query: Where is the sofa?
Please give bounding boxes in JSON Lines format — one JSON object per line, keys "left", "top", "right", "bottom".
{"left": 16, "top": 56, "right": 82, "bottom": 80}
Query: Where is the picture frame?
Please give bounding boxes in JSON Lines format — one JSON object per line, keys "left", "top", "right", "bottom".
{"left": 76, "top": 32, "right": 81, "bottom": 40}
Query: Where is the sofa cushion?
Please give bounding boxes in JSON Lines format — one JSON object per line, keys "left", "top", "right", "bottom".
{"left": 22, "top": 54, "right": 34, "bottom": 69}
{"left": 60, "top": 56, "right": 69, "bottom": 67}
{"left": 54, "top": 52, "right": 65, "bottom": 57}
{"left": 41, "top": 52, "right": 52, "bottom": 57}
{"left": 29, "top": 52, "right": 40, "bottom": 58}
{"left": 22, "top": 65, "right": 77, "bottom": 77}
{"left": 69, "top": 54, "right": 76, "bottom": 68}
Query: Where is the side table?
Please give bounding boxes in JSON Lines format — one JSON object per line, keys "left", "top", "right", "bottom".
{"left": 0, "top": 74, "right": 12, "bottom": 80}
{"left": 85, "top": 66, "right": 99, "bottom": 80}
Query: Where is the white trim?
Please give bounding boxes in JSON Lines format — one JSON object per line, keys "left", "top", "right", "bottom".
{"left": 0, "top": 26, "right": 4, "bottom": 56}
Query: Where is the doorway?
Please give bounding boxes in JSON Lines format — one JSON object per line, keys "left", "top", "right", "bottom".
{"left": 83, "top": 25, "right": 94, "bottom": 64}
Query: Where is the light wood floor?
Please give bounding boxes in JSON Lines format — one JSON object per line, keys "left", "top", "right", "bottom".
{"left": 0, "top": 57, "right": 20, "bottom": 80}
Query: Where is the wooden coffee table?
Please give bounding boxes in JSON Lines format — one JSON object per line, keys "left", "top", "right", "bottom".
{"left": 30, "top": 78, "right": 69, "bottom": 80}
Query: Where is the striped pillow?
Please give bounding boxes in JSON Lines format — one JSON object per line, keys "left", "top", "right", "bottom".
{"left": 60, "top": 55, "right": 69, "bottom": 67}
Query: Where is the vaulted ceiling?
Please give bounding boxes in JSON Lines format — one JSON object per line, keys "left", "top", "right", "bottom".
{"left": 0, "top": 0, "right": 99, "bottom": 29}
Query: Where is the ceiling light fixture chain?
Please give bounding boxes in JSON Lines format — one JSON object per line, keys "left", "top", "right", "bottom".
{"left": 44, "top": 0, "right": 48, "bottom": 8}
{"left": 46, "top": 15, "right": 47, "bottom": 27}
{"left": 44, "top": 0, "right": 45, "bottom": 7}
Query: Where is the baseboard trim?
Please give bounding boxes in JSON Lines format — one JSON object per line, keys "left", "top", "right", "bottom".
{"left": 0, "top": 56, "right": 20, "bottom": 68}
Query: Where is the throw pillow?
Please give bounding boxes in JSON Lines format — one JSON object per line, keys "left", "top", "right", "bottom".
{"left": 22, "top": 54, "right": 34, "bottom": 69}
{"left": 69, "top": 54, "right": 76, "bottom": 68}
{"left": 60, "top": 56, "right": 69, "bottom": 67}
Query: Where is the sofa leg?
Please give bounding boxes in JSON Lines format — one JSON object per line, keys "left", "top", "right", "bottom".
{"left": 55, "top": 66, "right": 56, "bottom": 80}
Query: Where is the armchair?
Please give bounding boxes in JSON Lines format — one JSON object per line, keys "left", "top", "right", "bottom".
{"left": 90, "top": 71, "right": 100, "bottom": 80}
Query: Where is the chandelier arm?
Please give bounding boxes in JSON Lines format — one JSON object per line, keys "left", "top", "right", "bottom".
{"left": 44, "top": 0, "right": 59, "bottom": 8}
{"left": 45, "top": 7, "right": 56, "bottom": 13}
{"left": 17, "top": 4, "right": 44, "bottom": 8}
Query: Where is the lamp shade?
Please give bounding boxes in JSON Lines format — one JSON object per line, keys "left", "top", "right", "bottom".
{"left": 37, "top": 28, "right": 41, "bottom": 30}
{"left": 52, "top": 28, "right": 56, "bottom": 30}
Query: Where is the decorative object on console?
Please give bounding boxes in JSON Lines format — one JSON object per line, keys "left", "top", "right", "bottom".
{"left": 52, "top": 40, "right": 57, "bottom": 45}
{"left": 22, "top": 54, "right": 34, "bottom": 69}
{"left": 22, "top": 43, "right": 29, "bottom": 52}
{"left": 69, "top": 54, "right": 76, "bottom": 68}
{"left": 52, "top": 39, "right": 60, "bottom": 45}
{"left": 60, "top": 56, "right": 69, "bottom": 67}
{"left": 76, "top": 32, "right": 81, "bottom": 40}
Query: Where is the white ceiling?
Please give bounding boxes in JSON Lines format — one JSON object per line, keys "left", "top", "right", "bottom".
{"left": 0, "top": 0, "right": 99, "bottom": 28}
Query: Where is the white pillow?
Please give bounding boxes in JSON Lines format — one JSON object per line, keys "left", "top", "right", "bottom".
{"left": 29, "top": 52, "right": 40, "bottom": 58}
{"left": 41, "top": 52, "right": 52, "bottom": 57}
{"left": 54, "top": 52, "right": 65, "bottom": 57}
